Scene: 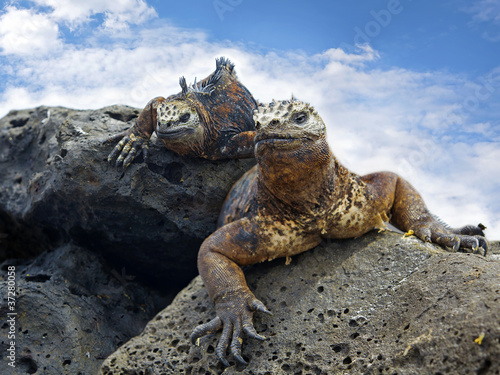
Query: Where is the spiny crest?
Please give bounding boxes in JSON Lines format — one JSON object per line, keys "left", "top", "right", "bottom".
{"left": 215, "top": 57, "right": 235, "bottom": 74}
{"left": 178, "top": 57, "right": 234, "bottom": 97}
{"left": 179, "top": 76, "right": 188, "bottom": 96}
{"left": 253, "top": 98, "right": 318, "bottom": 126}
{"left": 179, "top": 75, "right": 215, "bottom": 96}
{"left": 205, "top": 56, "right": 234, "bottom": 87}
{"left": 191, "top": 77, "right": 216, "bottom": 94}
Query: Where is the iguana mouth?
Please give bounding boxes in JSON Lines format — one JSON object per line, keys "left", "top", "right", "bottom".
{"left": 256, "top": 133, "right": 296, "bottom": 142}
{"left": 156, "top": 127, "right": 195, "bottom": 140}
{"left": 255, "top": 133, "right": 309, "bottom": 149}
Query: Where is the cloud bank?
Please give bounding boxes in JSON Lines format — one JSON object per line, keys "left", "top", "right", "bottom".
{"left": 1, "top": 1, "right": 499, "bottom": 239}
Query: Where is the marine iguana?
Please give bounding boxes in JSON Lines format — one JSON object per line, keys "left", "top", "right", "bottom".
{"left": 106, "top": 57, "right": 257, "bottom": 168}
{"left": 190, "top": 98, "right": 488, "bottom": 366}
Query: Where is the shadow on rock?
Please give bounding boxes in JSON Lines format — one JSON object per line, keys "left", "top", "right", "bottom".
{"left": 0, "top": 105, "right": 255, "bottom": 289}
{"left": 0, "top": 244, "right": 171, "bottom": 375}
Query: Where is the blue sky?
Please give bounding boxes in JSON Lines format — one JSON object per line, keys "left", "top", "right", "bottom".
{"left": 0, "top": 0, "right": 499, "bottom": 239}
{"left": 156, "top": 0, "right": 499, "bottom": 74}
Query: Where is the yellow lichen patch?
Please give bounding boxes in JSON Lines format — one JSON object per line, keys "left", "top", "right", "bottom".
{"left": 403, "top": 229, "right": 414, "bottom": 238}
{"left": 474, "top": 333, "right": 485, "bottom": 345}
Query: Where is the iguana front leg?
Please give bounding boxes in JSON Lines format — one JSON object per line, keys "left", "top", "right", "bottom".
{"left": 364, "top": 172, "right": 488, "bottom": 254}
{"left": 191, "top": 217, "right": 321, "bottom": 366}
{"left": 106, "top": 97, "right": 166, "bottom": 168}
{"left": 219, "top": 131, "right": 256, "bottom": 159}
{"left": 191, "top": 218, "right": 270, "bottom": 366}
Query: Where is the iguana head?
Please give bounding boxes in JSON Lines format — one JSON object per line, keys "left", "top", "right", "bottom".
{"left": 253, "top": 98, "right": 331, "bottom": 187}
{"left": 156, "top": 99, "right": 204, "bottom": 148}
{"left": 155, "top": 57, "right": 257, "bottom": 157}
{"left": 254, "top": 98, "right": 327, "bottom": 154}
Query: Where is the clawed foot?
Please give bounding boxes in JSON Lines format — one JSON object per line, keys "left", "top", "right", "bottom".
{"left": 410, "top": 222, "right": 488, "bottom": 256}
{"left": 105, "top": 130, "right": 149, "bottom": 169}
{"left": 190, "top": 292, "right": 271, "bottom": 367}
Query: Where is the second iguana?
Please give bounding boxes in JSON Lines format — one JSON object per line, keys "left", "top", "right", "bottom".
{"left": 107, "top": 57, "right": 257, "bottom": 168}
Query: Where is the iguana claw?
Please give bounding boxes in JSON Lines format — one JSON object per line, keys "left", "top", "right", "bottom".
{"left": 106, "top": 131, "right": 148, "bottom": 169}
{"left": 190, "top": 293, "right": 270, "bottom": 367}
{"left": 411, "top": 221, "right": 488, "bottom": 256}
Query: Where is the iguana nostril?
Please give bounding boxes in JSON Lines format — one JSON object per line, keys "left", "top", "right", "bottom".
{"left": 270, "top": 119, "right": 279, "bottom": 126}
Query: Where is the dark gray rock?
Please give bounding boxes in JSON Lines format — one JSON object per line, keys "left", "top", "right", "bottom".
{"left": 0, "top": 243, "right": 170, "bottom": 375}
{"left": 0, "top": 106, "right": 255, "bottom": 287}
{"left": 99, "top": 231, "right": 500, "bottom": 375}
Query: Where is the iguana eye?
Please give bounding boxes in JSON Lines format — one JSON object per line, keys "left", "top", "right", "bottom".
{"left": 179, "top": 113, "right": 191, "bottom": 123}
{"left": 293, "top": 112, "right": 307, "bottom": 125}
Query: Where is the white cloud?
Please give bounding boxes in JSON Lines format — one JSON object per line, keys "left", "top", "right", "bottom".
{"left": 468, "top": 0, "right": 500, "bottom": 24}
{"left": 30, "top": 0, "right": 157, "bottom": 30}
{"left": 0, "top": 11, "right": 499, "bottom": 240}
{"left": 0, "top": 0, "right": 157, "bottom": 55}
{"left": 0, "top": 6, "right": 62, "bottom": 55}
{"left": 464, "top": 0, "right": 500, "bottom": 41}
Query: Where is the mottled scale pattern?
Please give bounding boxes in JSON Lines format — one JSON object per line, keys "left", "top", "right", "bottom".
{"left": 157, "top": 101, "right": 182, "bottom": 125}
{"left": 254, "top": 99, "right": 323, "bottom": 136}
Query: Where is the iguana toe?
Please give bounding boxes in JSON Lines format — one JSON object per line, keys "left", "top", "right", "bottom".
{"left": 251, "top": 299, "right": 272, "bottom": 315}
{"left": 216, "top": 323, "right": 232, "bottom": 367}
{"left": 410, "top": 220, "right": 487, "bottom": 256}
{"left": 190, "top": 317, "right": 222, "bottom": 345}
{"left": 107, "top": 136, "right": 127, "bottom": 164}
{"left": 229, "top": 324, "right": 247, "bottom": 365}
{"left": 242, "top": 322, "right": 266, "bottom": 341}
{"left": 413, "top": 226, "right": 431, "bottom": 243}
{"left": 451, "top": 223, "right": 486, "bottom": 237}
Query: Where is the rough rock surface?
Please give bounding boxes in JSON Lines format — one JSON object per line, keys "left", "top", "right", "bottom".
{"left": 0, "top": 106, "right": 255, "bottom": 287}
{"left": 100, "top": 231, "right": 500, "bottom": 375}
{"left": 0, "top": 244, "right": 170, "bottom": 375}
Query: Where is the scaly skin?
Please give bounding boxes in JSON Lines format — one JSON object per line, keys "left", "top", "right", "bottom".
{"left": 106, "top": 57, "right": 257, "bottom": 168}
{"left": 191, "top": 99, "right": 488, "bottom": 366}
